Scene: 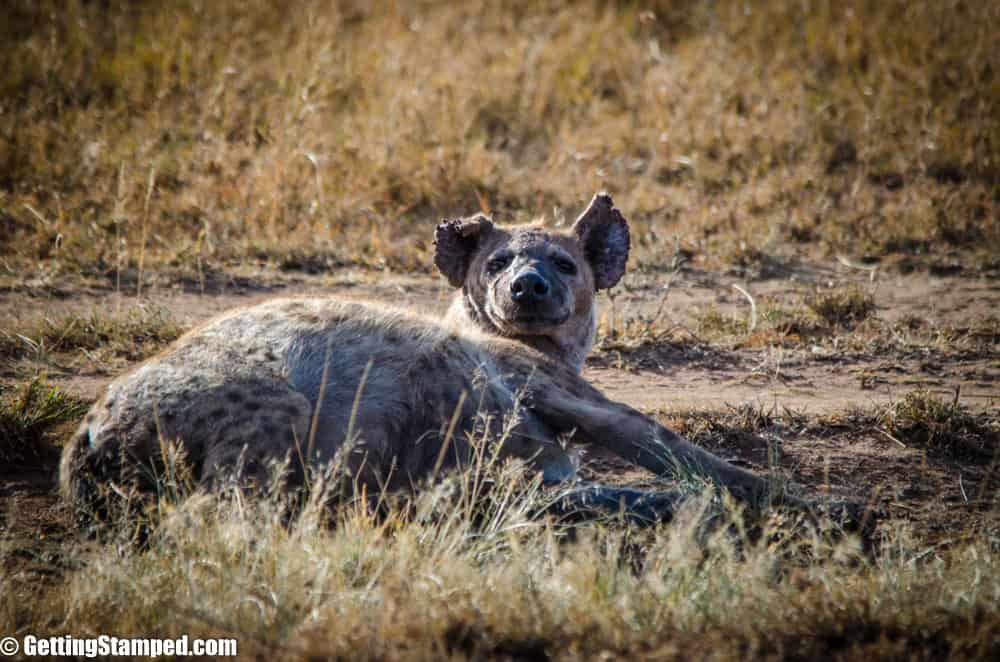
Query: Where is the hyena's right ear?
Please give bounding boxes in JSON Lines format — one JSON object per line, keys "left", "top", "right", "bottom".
{"left": 434, "top": 214, "right": 494, "bottom": 287}
{"left": 572, "top": 193, "right": 630, "bottom": 290}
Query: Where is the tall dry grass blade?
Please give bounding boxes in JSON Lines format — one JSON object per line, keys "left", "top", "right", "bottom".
{"left": 431, "top": 389, "right": 468, "bottom": 482}
{"left": 732, "top": 284, "right": 757, "bottom": 334}
{"left": 344, "top": 358, "right": 374, "bottom": 452}
{"left": 306, "top": 334, "right": 336, "bottom": 461}
{"left": 113, "top": 161, "right": 128, "bottom": 312}
{"left": 138, "top": 166, "right": 156, "bottom": 298}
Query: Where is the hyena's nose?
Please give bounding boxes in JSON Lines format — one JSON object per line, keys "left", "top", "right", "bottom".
{"left": 511, "top": 271, "right": 550, "bottom": 302}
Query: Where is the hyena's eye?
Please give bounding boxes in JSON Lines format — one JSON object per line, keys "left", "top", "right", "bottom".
{"left": 487, "top": 254, "right": 511, "bottom": 273}
{"left": 553, "top": 256, "right": 577, "bottom": 275}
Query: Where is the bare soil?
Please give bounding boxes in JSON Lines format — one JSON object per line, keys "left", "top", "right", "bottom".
{"left": 2, "top": 266, "right": 998, "bottom": 585}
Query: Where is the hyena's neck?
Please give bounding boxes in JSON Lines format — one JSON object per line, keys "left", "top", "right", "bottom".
{"left": 445, "top": 292, "right": 593, "bottom": 374}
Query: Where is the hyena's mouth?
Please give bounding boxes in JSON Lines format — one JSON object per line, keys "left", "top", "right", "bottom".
{"left": 510, "top": 310, "right": 571, "bottom": 326}
{"left": 488, "top": 304, "right": 571, "bottom": 331}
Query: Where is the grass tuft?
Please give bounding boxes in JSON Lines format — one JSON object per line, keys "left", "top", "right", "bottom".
{"left": 668, "top": 402, "right": 780, "bottom": 448}
{"left": 805, "top": 286, "right": 877, "bottom": 328}
{"left": 0, "top": 378, "right": 88, "bottom": 462}
{"left": 881, "top": 390, "right": 998, "bottom": 461}
{"left": 0, "top": 305, "right": 182, "bottom": 363}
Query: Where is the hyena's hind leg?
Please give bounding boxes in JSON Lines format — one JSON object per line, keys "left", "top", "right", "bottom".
{"left": 60, "top": 372, "right": 316, "bottom": 521}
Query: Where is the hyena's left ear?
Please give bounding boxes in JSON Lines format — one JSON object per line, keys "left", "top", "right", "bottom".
{"left": 572, "top": 193, "right": 630, "bottom": 290}
{"left": 434, "top": 214, "right": 494, "bottom": 287}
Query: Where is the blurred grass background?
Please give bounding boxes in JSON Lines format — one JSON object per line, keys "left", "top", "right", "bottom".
{"left": 1, "top": 0, "right": 997, "bottom": 282}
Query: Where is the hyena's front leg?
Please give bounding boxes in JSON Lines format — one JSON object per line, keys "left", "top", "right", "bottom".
{"left": 529, "top": 384, "right": 780, "bottom": 506}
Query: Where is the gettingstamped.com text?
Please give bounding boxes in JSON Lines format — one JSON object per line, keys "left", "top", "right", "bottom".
{"left": 1, "top": 634, "right": 237, "bottom": 657}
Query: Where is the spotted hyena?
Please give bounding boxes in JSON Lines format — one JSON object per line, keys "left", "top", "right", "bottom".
{"left": 60, "top": 194, "right": 788, "bottom": 522}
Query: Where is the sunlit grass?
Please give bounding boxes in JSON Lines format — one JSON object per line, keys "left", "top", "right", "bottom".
{"left": 1, "top": 0, "right": 997, "bottom": 285}
{"left": 0, "top": 305, "right": 182, "bottom": 362}
{"left": 3, "top": 455, "right": 998, "bottom": 659}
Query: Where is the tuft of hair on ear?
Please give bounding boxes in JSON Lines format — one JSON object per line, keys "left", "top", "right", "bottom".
{"left": 433, "top": 214, "right": 494, "bottom": 287}
{"left": 572, "top": 193, "right": 630, "bottom": 290}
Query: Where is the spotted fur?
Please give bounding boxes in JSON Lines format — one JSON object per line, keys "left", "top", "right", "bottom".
{"left": 61, "top": 195, "right": 776, "bottom": 521}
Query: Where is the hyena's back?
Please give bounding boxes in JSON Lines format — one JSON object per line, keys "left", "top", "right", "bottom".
{"left": 60, "top": 298, "right": 545, "bottom": 511}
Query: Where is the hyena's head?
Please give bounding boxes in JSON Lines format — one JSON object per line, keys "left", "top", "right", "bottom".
{"left": 435, "top": 193, "right": 629, "bottom": 372}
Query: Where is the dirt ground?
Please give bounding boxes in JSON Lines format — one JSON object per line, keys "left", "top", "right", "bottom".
{"left": 2, "top": 264, "right": 998, "bottom": 584}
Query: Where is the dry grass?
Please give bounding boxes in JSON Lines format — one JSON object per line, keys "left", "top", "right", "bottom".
{"left": 658, "top": 395, "right": 1000, "bottom": 461}
{"left": 805, "top": 285, "right": 876, "bottom": 328}
{"left": 881, "top": 390, "right": 999, "bottom": 461}
{"left": 2, "top": 454, "right": 999, "bottom": 660}
{"left": 857, "top": 315, "right": 1000, "bottom": 358}
{"left": 1, "top": 366, "right": 997, "bottom": 658}
{"left": 608, "top": 286, "right": 856, "bottom": 350}
{"left": 597, "top": 280, "right": 996, "bottom": 361}
{"left": 664, "top": 401, "right": 784, "bottom": 447}
{"left": 1, "top": 0, "right": 997, "bottom": 287}
{"left": 0, "top": 305, "right": 182, "bottom": 367}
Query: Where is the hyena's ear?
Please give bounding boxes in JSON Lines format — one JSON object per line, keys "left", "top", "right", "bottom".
{"left": 572, "top": 193, "right": 630, "bottom": 290}
{"left": 434, "top": 214, "right": 494, "bottom": 287}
